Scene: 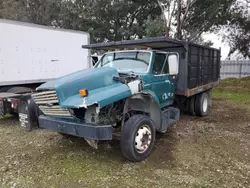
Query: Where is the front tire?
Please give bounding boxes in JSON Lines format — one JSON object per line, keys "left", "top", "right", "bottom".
{"left": 120, "top": 115, "right": 156, "bottom": 162}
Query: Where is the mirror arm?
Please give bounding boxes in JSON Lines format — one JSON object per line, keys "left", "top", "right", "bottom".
{"left": 160, "top": 52, "right": 170, "bottom": 74}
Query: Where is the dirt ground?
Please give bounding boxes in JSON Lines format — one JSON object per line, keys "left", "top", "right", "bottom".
{"left": 0, "top": 99, "right": 250, "bottom": 188}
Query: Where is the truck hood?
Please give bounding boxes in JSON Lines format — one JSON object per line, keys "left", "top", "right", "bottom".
{"left": 37, "top": 67, "right": 132, "bottom": 108}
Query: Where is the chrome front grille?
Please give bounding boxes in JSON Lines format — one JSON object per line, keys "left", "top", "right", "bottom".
{"left": 32, "top": 90, "right": 71, "bottom": 117}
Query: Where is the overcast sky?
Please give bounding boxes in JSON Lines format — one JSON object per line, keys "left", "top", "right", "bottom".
{"left": 203, "top": 33, "right": 230, "bottom": 60}
{"left": 198, "top": 0, "right": 250, "bottom": 61}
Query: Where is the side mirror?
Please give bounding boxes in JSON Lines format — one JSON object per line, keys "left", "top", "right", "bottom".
{"left": 168, "top": 54, "right": 179, "bottom": 75}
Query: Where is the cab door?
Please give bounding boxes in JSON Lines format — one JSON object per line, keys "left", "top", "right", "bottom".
{"left": 148, "top": 52, "right": 178, "bottom": 108}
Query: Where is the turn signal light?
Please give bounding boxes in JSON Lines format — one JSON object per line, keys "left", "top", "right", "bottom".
{"left": 79, "top": 89, "right": 88, "bottom": 97}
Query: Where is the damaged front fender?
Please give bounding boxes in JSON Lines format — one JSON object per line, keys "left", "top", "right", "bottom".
{"left": 59, "top": 83, "right": 132, "bottom": 109}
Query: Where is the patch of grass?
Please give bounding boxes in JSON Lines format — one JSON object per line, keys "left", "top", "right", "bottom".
{"left": 214, "top": 76, "right": 250, "bottom": 93}
{"left": 1, "top": 100, "right": 250, "bottom": 188}
{"left": 213, "top": 76, "right": 250, "bottom": 112}
{"left": 213, "top": 92, "right": 250, "bottom": 112}
{"left": 0, "top": 114, "right": 12, "bottom": 120}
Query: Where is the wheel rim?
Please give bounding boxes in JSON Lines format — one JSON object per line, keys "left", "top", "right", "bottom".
{"left": 203, "top": 96, "right": 208, "bottom": 112}
{"left": 135, "top": 125, "right": 152, "bottom": 153}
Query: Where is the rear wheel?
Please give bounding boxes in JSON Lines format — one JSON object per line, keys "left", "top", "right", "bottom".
{"left": 187, "top": 96, "right": 196, "bottom": 116}
{"left": 195, "top": 92, "right": 209, "bottom": 117}
{"left": 7, "top": 87, "right": 32, "bottom": 116}
{"left": 120, "top": 115, "right": 156, "bottom": 162}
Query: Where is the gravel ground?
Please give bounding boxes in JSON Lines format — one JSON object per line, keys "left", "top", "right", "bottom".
{"left": 0, "top": 100, "right": 250, "bottom": 188}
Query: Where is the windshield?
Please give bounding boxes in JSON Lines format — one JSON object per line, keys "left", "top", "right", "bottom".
{"left": 95, "top": 51, "right": 151, "bottom": 73}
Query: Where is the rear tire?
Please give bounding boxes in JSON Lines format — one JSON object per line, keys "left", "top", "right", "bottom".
{"left": 187, "top": 96, "right": 196, "bottom": 116}
{"left": 120, "top": 115, "right": 156, "bottom": 162}
{"left": 195, "top": 92, "right": 209, "bottom": 117}
{"left": 2, "top": 87, "right": 32, "bottom": 116}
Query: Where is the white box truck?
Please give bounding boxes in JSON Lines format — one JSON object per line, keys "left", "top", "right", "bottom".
{"left": 0, "top": 19, "right": 91, "bottom": 122}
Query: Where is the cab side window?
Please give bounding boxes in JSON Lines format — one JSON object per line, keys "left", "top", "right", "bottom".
{"left": 152, "top": 53, "right": 169, "bottom": 75}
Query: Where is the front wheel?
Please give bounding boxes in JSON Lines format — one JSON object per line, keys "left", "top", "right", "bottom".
{"left": 120, "top": 115, "right": 156, "bottom": 162}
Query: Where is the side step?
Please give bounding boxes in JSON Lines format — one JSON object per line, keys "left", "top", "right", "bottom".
{"left": 160, "top": 107, "right": 180, "bottom": 133}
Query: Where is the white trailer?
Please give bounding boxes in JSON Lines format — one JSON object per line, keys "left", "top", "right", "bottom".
{"left": 0, "top": 19, "right": 91, "bottom": 118}
{"left": 0, "top": 19, "right": 91, "bottom": 86}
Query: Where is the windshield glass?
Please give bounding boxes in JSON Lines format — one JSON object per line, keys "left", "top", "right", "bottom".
{"left": 96, "top": 51, "right": 151, "bottom": 73}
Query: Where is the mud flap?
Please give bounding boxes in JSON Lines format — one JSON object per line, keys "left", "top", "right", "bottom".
{"left": 18, "top": 101, "right": 31, "bottom": 131}
{"left": 18, "top": 99, "right": 38, "bottom": 131}
{"left": 0, "top": 100, "right": 4, "bottom": 116}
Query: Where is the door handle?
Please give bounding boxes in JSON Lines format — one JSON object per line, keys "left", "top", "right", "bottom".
{"left": 144, "top": 84, "right": 151, "bottom": 87}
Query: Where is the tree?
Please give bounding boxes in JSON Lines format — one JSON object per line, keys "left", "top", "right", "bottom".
{"left": 0, "top": 0, "right": 162, "bottom": 43}
{"left": 223, "top": 0, "right": 250, "bottom": 58}
{"left": 41, "top": 0, "right": 163, "bottom": 42}
{"left": 0, "top": 0, "right": 28, "bottom": 21}
{"left": 80, "top": 0, "right": 162, "bottom": 42}
{"left": 0, "top": 0, "right": 64, "bottom": 26}
{"left": 0, "top": 0, "right": 248, "bottom": 58}
{"left": 176, "top": 0, "right": 197, "bottom": 40}
{"left": 185, "top": 0, "right": 235, "bottom": 40}
{"left": 157, "top": 0, "right": 236, "bottom": 39}
{"left": 24, "top": 0, "right": 62, "bottom": 25}
{"left": 157, "top": 0, "right": 177, "bottom": 37}
{"left": 157, "top": 0, "right": 198, "bottom": 39}
{"left": 145, "top": 16, "right": 165, "bottom": 37}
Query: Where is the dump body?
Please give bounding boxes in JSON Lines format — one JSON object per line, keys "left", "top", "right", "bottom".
{"left": 164, "top": 44, "right": 220, "bottom": 96}
{"left": 0, "top": 19, "right": 91, "bottom": 86}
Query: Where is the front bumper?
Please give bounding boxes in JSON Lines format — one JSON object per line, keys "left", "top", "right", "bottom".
{"left": 38, "top": 115, "right": 113, "bottom": 140}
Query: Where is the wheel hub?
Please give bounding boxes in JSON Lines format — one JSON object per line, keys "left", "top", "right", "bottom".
{"left": 203, "top": 97, "right": 208, "bottom": 112}
{"left": 135, "top": 125, "right": 152, "bottom": 153}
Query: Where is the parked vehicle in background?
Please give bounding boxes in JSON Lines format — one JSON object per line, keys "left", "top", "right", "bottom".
{"left": 22, "top": 37, "right": 221, "bottom": 162}
{"left": 0, "top": 19, "right": 91, "bottom": 119}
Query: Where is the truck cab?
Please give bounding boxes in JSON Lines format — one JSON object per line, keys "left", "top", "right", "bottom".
{"left": 30, "top": 37, "right": 220, "bottom": 162}
{"left": 95, "top": 50, "right": 179, "bottom": 108}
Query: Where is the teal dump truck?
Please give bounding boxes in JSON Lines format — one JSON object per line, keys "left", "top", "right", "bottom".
{"left": 22, "top": 37, "right": 221, "bottom": 162}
